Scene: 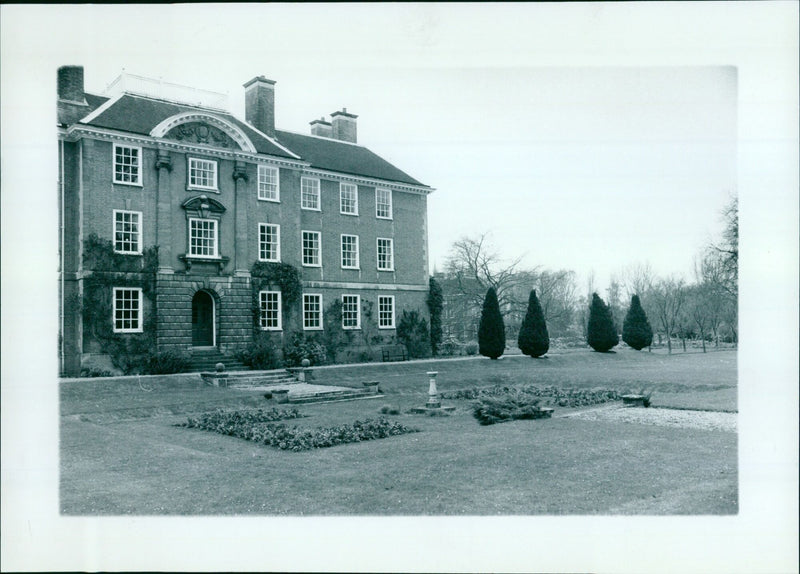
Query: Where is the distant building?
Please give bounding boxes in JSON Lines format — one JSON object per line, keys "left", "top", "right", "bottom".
{"left": 58, "top": 67, "right": 433, "bottom": 375}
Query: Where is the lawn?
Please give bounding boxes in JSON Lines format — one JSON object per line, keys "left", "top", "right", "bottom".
{"left": 60, "top": 348, "right": 737, "bottom": 515}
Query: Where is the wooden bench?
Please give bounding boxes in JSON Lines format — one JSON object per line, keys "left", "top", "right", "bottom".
{"left": 381, "top": 345, "right": 408, "bottom": 362}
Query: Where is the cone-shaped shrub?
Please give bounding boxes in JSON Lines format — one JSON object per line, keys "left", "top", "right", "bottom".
{"left": 518, "top": 289, "right": 549, "bottom": 357}
{"left": 587, "top": 293, "right": 619, "bottom": 352}
{"left": 478, "top": 287, "right": 505, "bottom": 359}
{"left": 622, "top": 294, "right": 653, "bottom": 350}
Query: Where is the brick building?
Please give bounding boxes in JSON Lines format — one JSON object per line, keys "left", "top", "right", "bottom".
{"left": 58, "top": 66, "right": 433, "bottom": 376}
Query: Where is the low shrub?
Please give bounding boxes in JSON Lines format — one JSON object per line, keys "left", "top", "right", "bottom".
{"left": 464, "top": 341, "right": 479, "bottom": 356}
{"left": 180, "top": 408, "right": 306, "bottom": 433}
{"left": 234, "top": 336, "right": 282, "bottom": 370}
{"left": 471, "top": 395, "right": 547, "bottom": 425}
{"left": 79, "top": 367, "right": 115, "bottom": 378}
{"left": 438, "top": 337, "right": 464, "bottom": 356}
{"left": 442, "top": 385, "right": 622, "bottom": 408}
{"left": 379, "top": 404, "right": 401, "bottom": 415}
{"left": 180, "top": 409, "right": 419, "bottom": 452}
{"left": 283, "top": 333, "right": 328, "bottom": 367}
{"left": 143, "top": 350, "right": 191, "bottom": 375}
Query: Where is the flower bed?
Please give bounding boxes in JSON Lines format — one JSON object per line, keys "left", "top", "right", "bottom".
{"left": 179, "top": 408, "right": 419, "bottom": 452}
{"left": 471, "top": 395, "right": 551, "bottom": 426}
{"left": 441, "top": 385, "right": 621, "bottom": 408}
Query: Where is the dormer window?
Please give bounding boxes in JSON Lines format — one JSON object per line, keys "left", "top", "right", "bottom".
{"left": 188, "top": 157, "right": 218, "bottom": 191}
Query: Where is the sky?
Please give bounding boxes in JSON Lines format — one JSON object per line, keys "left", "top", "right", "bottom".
{"left": 3, "top": 3, "right": 743, "bottom": 293}
{"left": 1, "top": 3, "right": 798, "bottom": 573}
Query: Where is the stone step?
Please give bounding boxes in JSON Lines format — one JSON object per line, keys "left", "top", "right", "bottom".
{"left": 288, "top": 390, "right": 382, "bottom": 405}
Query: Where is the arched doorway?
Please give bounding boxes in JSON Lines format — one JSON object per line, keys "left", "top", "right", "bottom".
{"left": 192, "top": 290, "right": 215, "bottom": 347}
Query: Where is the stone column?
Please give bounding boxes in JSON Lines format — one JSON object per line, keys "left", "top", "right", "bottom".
{"left": 155, "top": 150, "right": 174, "bottom": 273}
{"left": 232, "top": 160, "right": 250, "bottom": 277}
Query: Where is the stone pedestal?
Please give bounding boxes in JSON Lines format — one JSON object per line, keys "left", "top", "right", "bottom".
{"left": 272, "top": 389, "right": 290, "bottom": 403}
{"left": 426, "top": 371, "right": 440, "bottom": 408}
{"left": 410, "top": 371, "right": 455, "bottom": 414}
{"left": 362, "top": 381, "right": 380, "bottom": 394}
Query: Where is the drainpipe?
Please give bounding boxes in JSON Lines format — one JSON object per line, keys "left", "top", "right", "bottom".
{"left": 60, "top": 140, "right": 65, "bottom": 375}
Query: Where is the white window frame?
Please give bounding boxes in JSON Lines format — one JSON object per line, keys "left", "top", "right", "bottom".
{"left": 259, "top": 290, "right": 282, "bottom": 331}
{"left": 301, "top": 230, "right": 322, "bottom": 267}
{"left": 377, "top": 237, "right": 394, "bottom": 271}
{"left": 113, "top": 144, "right": 142, "bottom": 186}
{"left": 258, "top": 223, "right": 281, "bottom": 262}
{"left": 188, "top": 217, "right": 219, "bottom": 258}
{"left": 378, "top": 296, "right": 396, "bottom": 329}
{"left": 112, "top": 209, "right": 142, "bottom": 255}
{"left": 376, "top": 188, "right": 392, "bottom": 220}
{"left": 301, "top": 177, "right": 321, "bottom": 211}
{"left": 340, "top": 234, "right": 360, "bottom": 269}
{"left": 340, "top": 182, "right": 359, "bottom": 215}
{"left": 302, "top": 293, "right": 323, "bottom": 331}
{"left": 258, "top": 165, "right": 280, "bottom": 202}
{"left": 341, "top": 294, "right": 361, "bottom": 330}
{"left": 112, "top": 287, "right": 143, "bottom": 333}
{"left": 188, "top": 157, "right": 218, "bottom": 191}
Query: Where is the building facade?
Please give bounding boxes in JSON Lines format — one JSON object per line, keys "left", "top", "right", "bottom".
{"left": 58, "top": 66, "right": 433, "bottom": 376}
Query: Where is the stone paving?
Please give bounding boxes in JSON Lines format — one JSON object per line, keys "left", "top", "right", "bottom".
{"left": 566, "top": 404, "right": 737, "bottom": 432}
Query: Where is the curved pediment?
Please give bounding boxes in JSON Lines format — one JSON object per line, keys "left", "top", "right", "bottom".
{"left": 151, "top": 112, "right": 256, "bottom": 153}
{"left": 182, "top": 195, "right": 227, "bottom": 214}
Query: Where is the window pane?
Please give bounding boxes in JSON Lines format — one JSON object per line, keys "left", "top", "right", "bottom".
{"left": 114, "top": 210, "right": 140, "bottom": 253}
{"left": 376, "top": 189, "right": 392, "bottom": 218}
{"left": 114, "top": 288, "right": 141, "bottom": 332}
{"left": 258, "top": 166, "right": 279, "bottom": 200}
{"left": 114, "top": 145, "right": 140, "bottom": 184}
{"left": 341, "top": 235, "right": 359, "bottom": 268}
{"left": 190, "top": 219, "right": 217, "bottom": 257}
{"left": 301, "top": 178, "right": 320, "bottom": 210}
{"left": 259, "top": 224, "right": 279, "bottom": 261}
{"left": 302, "top": 231, "right": 320, "bottom": 266}
{"left": 260, "top": 291, "right": 281, "bottom": 330}
{"left": 379, "top": 296, "right": 394, "bottom": 328}
{"left": 340, "top": 183, "right": 358, "bottom": 214}
{"left": 190, "top": 158, "right": 217, "bottom": 189}
{"left": 303, "top": 294, "right": 322, "bottom": 330}
{"left": 341, "top": 295, "right": 360, "bottom": 329}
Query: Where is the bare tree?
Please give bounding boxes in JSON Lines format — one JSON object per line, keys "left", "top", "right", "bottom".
{"left": 651, "top": 277, "right": 687, "bottom": 354}
{"left": 444, "top": 233, "right": 529, "bottom": 315}
{"left": 622, "top": 262, "right": 655, "bottom": 301}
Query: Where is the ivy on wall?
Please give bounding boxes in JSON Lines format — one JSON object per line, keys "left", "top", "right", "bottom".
{"left": 81, "top": 234, "right": 159, "bottom": 374}
{"left": 249, "top": 261, "right": 303, "bottom": 330}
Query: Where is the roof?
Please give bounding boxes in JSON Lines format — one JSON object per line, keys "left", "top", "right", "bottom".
{"left": 72, "top": 93, "right": 429, "bottom": 188}
{"left": 275, "top": 130, "right": 426, "bottom": 187}
{"left": 80, "top": 94, "right": 297, "bottom": 159}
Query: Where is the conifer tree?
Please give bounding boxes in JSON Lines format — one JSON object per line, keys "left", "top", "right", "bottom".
{"left": 478, "top": 287, "right": 505, "bottom": 359}
{"left": 587, "top": 292, "right": 619, "bottom": 352}
{"left": 426, "top": 276, "right": 444, "bottom": 356}
{"left": 518, "top": 289, "right": 549, "bottom": 358}
{"left": 622, "top": 294, "right": 654, "bottom": 350}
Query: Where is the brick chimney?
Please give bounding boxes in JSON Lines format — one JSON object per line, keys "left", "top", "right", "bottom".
{"left": 57, "top": 65, "right": 89, "bottom": 126}
{"left": 331, "top": 108, "right": 358, "bottom": 143}
{"left": 243, "top": 76, "right": 276, "bottom": 137}
{"left": 309, "top": 117, "right": 333, "bottom": 138}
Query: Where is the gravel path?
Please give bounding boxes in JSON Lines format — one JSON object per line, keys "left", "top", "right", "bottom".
{"left": 567, "top": 405, "right": 737, "bottom": 432}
